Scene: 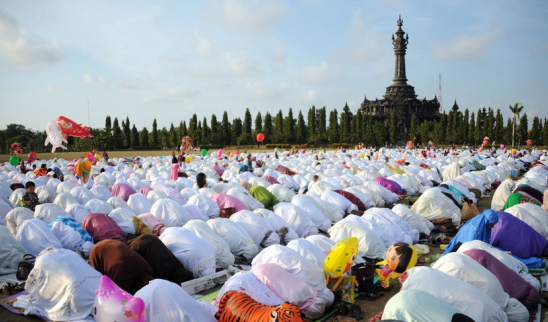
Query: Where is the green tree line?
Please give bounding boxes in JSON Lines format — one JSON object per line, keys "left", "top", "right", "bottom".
{"left": 2, "top": 104, "right": 547, "bottom": 153}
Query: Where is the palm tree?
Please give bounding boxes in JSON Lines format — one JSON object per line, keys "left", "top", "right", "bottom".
{"left": 509, "top": 103, "right": 524, "bottom": 147}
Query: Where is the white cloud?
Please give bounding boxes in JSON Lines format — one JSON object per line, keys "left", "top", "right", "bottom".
{"left": 223, "top": 52, "right": 263, "bottom": 77}
{"left": 300, "top": 61, "right": 341, "bottom": 84}
{"left": 116, "top": 74, "right": 151, "bottom": 91}
{"left": 351, "top": 9, "right": 365, "bottom": 33}
{"left": 302, "top": 89, "right": 317, "bottom": 102}
{"left": 83, "top": 73, "right": 108, "bottom": 85}
{"left": 143, "top": 85, "right": 200, "bottom": 104}
{"left": 243, "top": 81, "right": 290, "bottom": 99}
{"left": 194, "top": 31, "right": 213, "bottom": 56}
{"left": 269, "top": 45, "right": 287, "bottom": 74}
{"left": 350, "top": 35, "right": 385, "bottom": 62}
{"left": 220, "top": 0, "right": 287, "bottom": 31}
{"left": 432, "top": 28, "right": 503, "bottom": 61}
{"left": 167, "top": 86, "right": 200, "bottom": 98}
{"left": 0, "top": 10, "right": 65, "bottom": 68}
{"left": 47, "top": 85, "right": 57, "bottom": 93}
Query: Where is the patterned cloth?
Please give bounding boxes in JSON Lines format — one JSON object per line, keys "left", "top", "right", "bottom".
{"left": 48, "top": 216, "right": 94, "bottom": 255}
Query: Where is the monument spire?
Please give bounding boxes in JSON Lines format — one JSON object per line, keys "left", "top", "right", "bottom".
{"left": 392, "top": 14, "right": 409, "bottom": 85}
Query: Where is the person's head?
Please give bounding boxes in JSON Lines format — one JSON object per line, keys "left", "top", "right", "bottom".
{"left": 483, "top": 209, "right": 499, "bottom": 229}
{"left": 25, "top": 181, "right": 36, "bottom": 193}
{"left": 41, "top": 164, "right": 47, "bottom": 169}
{"left": 172, "top": 155, "right": 177, "bottom": 164}
{"left": 196, "top": 172, "right": 207, "bottom": 188}
{"left": 100, "top": 168, "right": 105, "bottom": 173}
{"left": 312, "top": 175, "right": 319, "bottom": 182}
{"left": 32, "top": 164, "right": 36, "bottom": 169}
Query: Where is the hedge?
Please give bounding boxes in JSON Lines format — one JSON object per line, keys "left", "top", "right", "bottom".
{"left": 330, "top": 143, "right": 349, "bottom": 148}
{"left": 264, "top": 144, "right": 292, "bottom": 149}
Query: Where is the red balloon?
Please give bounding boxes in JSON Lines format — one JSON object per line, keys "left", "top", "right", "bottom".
{"left": 28, "top": 151, "right": 37, "bottom": 162}
{"left": 256, "top": 133, "right": 265, "bottom": 142}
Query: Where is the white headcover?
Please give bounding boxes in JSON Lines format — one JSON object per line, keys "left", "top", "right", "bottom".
{"left": 134, "top": 279, "right": 217, "bottom": 322}
{"left": 402, "top": 267, "right": 508, "bottom": 322}
{"left": 183, "top": 220, "right": 235, "bottom": 269}
{"left": 159, "top": 227, "right": 216, "bottom": 278}
{"left": 14, "top": 248, "right": 101, "bottom": 321}
{"left": 16, "top": 218, "right": 62, "bottom": 256}
{"left": 328, "top": 215, "right": 386, "bottom": 259}
{"left": 207, "top": 218, "right": 258, "bottom": 261}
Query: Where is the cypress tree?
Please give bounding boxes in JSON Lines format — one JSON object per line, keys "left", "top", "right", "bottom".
{"left": 151, "top": 118, "right": 158, "bottom": 148}
{"left": 254, "top": 112, "right": 262, "bottom": 133}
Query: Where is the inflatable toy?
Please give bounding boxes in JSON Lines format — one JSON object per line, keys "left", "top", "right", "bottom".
{"left": 45, "top": 120, "right": 68, "bottom": 153}
{"left": 93, "top": 275, "right": 145, "bottom": 322}
{"left": 376, "top": 242, "right": 417, "bottom": 288}
{"left": 324, "top": 237, "right": 358, "bottom": 278}
{"left": 215, "top": 291, "right": 304, "bottom": 322}
{"left": 75, "top": 153, "right": 97, "bottom": 184}
{"left": 28, "top": 151, "right": 37, "bottom": 162}
{"left": 57, "top": 116, "right": 93, "bottom": 138}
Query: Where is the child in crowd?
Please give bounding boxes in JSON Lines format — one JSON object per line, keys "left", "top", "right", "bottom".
{"left": 22, "top": 181, "right": 40, "bottom": 211}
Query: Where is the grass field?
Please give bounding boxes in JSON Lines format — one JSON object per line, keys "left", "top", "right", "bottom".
{"left": 0, "top": 148, "right": 312, "bottom": 163}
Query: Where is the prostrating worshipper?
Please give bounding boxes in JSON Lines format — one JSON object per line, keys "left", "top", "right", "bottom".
{"left": 381, "top": 289, "right": 474, "bottom": 322}
{"left": 490, "top": 211, "right": 548, "bottom": 259}
{"left": 249, "top": 185, "right": 280, "bottom": 209}
{"left": 463, "top": 249, "right": 540, "bottom": 310}
{"left": 502, "top": 192, "right": 541, "bottom": 210}
{"left": 81, "top": 213, "right": 125, "bottom": 243}
{"left": 135, "top": 279, "right": 217, "bottom": 322}
{"left": 127, "top": 234, "right": 194, "bottom": 285}
{"left": 89, "top": 239, "right": 153, "bottom": 294}
{"left": 401, "top": 267, "right": 507, "bottom": 322}
{"left": 432, "top": 252, "right": 529, "bottom": 322}
{"left": 442, "top": 161, "right": 464, "bottom": 181}
{"left": 14, "top": 248, "right": 101, "bottom": 321}
{"left": 444, "top": 209, "right": 498, "bottom": 254}
{"left": 456, "top": 240, "right": 541, "bottom": 291}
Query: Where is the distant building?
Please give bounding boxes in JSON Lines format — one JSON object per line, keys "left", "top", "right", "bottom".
{"left": 361, "top": 16, "right": 441, "bottom": 142}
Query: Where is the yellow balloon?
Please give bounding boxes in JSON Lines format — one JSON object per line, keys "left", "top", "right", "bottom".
{"left": 324, "top": 237, "right": 359, "bottom": 278}
{"left": 186, "top": 156, "right": 192, "bottom": 164}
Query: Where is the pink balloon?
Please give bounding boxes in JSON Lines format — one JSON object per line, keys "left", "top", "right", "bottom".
{"left": 500, "top": 144, "right": 505, "bottom": 149}
{"left": 218, "top": 149, "right": 223, "bottom": 160}
{"left": 93, "top": 276, "right": 145, "bottom": 322}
